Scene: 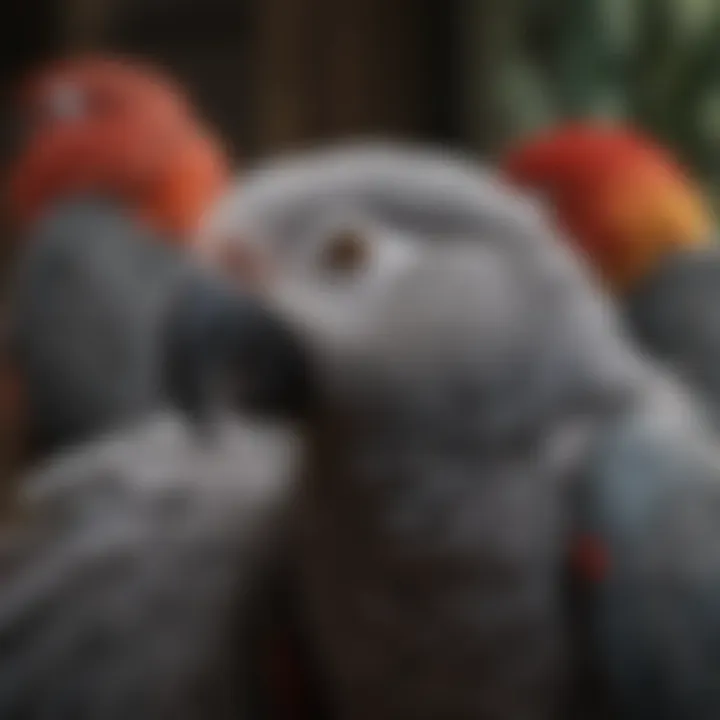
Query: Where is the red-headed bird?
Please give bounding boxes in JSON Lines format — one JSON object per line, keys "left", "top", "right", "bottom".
{"left": 6, "top": 54, "right": 231, "bottom": 242}
{"left": 0, "top": 58, "right": 326, "bottom": 720}
{"left": 503, "top": 124, "right": 713, "bottom": 293}
{"left": 0, "top": 54, "right": 233, "bottom": 461}
{"left": 502, "top": 124, "right": 720, "bottom": 423}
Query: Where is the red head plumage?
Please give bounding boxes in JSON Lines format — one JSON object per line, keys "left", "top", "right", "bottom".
{"left": 502, "top": 123, "right": 714, "bottom": 292}
{"left": 6, "top": 54, "right": 231, "bottom": 242}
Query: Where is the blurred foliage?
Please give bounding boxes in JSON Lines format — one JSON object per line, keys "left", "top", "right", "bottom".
{"left": 494, "top": 0, "right": 720, "bottom": 195}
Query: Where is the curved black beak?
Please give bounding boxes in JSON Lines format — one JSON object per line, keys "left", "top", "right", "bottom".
{"left": 161, "top": 275, "right": 314, "bottom": 425}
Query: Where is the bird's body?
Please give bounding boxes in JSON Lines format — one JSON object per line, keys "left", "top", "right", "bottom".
{"left": 1, "top": 53, "right": 231, "bottom": 465}
{"left": 0, "top": 192, "right": 322, "bottom": 719}
{"left": 8, "top": 140, "right": 720, "bottom": 719}
{"left": 216, "top": 143, "right": 720, "bottom": 720}
{"left": 0, "top": 411, "right": 298, "bottom": 719}
{"left": 8, "top": 198, "right": 212, "bottom": 453}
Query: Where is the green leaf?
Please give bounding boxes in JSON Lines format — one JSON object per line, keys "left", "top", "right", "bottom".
{"left": 547, "top": 0, "right": 619, "bottom": 117}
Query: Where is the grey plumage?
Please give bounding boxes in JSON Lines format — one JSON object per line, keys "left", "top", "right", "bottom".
{"left": 626, "top": 246, "right": 720, "bottom": 426}
{"left": 12, "top": 146, "right": 720, "bottom": 719}
{"left": 209, "top": 143, "right": 720, "bottom": 720}
{"left": 8, "top": 196, "right": 308, "bottom": 454}
{"left": 0, "top": 412, "right": 300, "bottom": 719}
{"left": 0, "top": 195, "right": 315, "bottom": 718}
{"left": 577, "top": 378, "right": 720, "bottom": 720}
{"left": 211, "top": 144, "right": 623, "bottom": 719}
{"left": 199, "top": 142, "right": 552, "bottom": 273}
{"left": 8, "top": 197, "right": 199, "bottom": 451}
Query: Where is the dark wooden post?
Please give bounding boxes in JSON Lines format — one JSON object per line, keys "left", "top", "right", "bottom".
{"left": 251, "top": 0, "right": 459, "bottom": 157}
{"left": 62, "top": 0, "right": 117, "bottom": 50}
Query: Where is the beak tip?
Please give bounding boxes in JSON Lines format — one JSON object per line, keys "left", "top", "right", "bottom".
{"left": 162, "top": 276, "right": 312, "bottom": 424}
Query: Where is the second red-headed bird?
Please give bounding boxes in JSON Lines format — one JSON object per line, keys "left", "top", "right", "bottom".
{"left": 6, "top": 54, "right": 231, "bottom": 242}
{"left": 503, "top": 123, "right": 720, "bottom": 424}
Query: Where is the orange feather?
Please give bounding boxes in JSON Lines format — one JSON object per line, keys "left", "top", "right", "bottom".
{"left": 6, "top": 54, "right": 230, "bottom": 242}
{"left": 503, "top": 124, "right": 713, "bottom": 293}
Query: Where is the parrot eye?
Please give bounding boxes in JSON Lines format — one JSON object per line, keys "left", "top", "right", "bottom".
{"left": 318, "top": 228, "right": 371, "bottom": 276}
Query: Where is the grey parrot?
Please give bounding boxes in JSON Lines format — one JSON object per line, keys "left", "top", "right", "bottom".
{"left": 0, "top": 412, "right": 298, "bottom": 719}
{"left": 0, "top": 196, "right": 322, "bottom": 718}
{"left": 200, "top": 143, "right": 720, "bottom": 720}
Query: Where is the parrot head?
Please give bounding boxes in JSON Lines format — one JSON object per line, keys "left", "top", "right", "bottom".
{"left": 502, "top": 124, "right": 715, "bottom": 293}
{"left": 6, "top": 54, "right": 230, "bottom": 241}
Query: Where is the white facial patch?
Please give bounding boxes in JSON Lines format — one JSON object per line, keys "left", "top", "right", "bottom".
{"left": 268, "top": 225, "right": 423, "bottom": 361}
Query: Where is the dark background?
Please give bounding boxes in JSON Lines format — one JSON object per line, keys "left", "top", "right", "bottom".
{"left": 1, "top": 1, "right": 719, "bottom": 193}
{"left": 0, "top": 0, "right": 467, "bottom": 163}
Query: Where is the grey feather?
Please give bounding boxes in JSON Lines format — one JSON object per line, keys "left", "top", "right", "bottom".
{"left": 214, "top": 144, "right": 650, "bottom": 719}
{"left": 8, "top": 198, "right": 195, "bottom": 450}
{"left": 210, "top": 143, "right": 720, "bottom": 720}
{"left": 577, "top": 372, "right": 720, "bottom": 720}
{"left": 0, "top": 412, "right": 299, "bottom": 719}
{"left": 626, "top": 246, "right": 720, "bottom": 426}
{"left": 7, "top": 197, "right": 249, "bottom": 453}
